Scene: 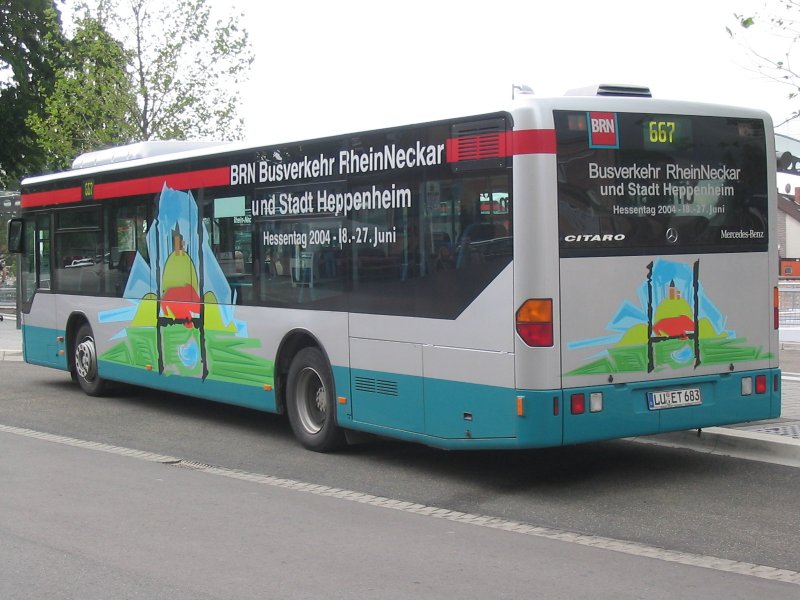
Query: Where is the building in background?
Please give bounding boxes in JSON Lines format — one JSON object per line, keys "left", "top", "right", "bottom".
{"left": 1, "top": 191, "right": 21, "bottom": 287}
{"left": 776, "top": 134, "right": 800, "bottom": 268}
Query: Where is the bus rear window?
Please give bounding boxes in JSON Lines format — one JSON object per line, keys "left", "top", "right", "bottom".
{"left": 555, "top": 111, "right": 769, "bottom": 257}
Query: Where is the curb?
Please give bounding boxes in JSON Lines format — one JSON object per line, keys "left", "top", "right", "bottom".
{"left": 0, "top": 350, "right": 23, "bottom": 361}
{"left": 632, "top": 426, "right": 800, "bottom": 468}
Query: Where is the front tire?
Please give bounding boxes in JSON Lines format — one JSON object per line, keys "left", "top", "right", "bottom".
{"left": 286, "top": 347, "right": 346, "bottom": 452}
{"left": 73, "top": 323, "right": 107, "bottom": 396}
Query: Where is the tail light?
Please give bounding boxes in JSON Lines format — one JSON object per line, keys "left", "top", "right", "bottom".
{"left": 570, "top": 393, "right": 585, "bottom": 414}
{"left": 743, "top": 375, "right": 770, "bottom": 395}
{"left": 516, "top": 299, "right": 553, "bottom": 347}
{"left": 774, "top": 286, "right": 780, "bottom": 330}
{"left": 569, "top": 392, "right": 602, "bottom": 415}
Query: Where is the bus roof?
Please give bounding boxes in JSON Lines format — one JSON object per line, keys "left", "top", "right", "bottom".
{"left": 21, "top": 86, "right": 772, "bottom": 188}
{"left": 71, "top": 140, "right": 228, "bottom": 170}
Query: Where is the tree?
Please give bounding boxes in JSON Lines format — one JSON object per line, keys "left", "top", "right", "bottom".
{"left": 729, "top": 0, "right": 800, "bottom": 126}
{"left": 3, "top": 0, "right": 252, "bottom": 176}
{"left": 27, "top": 14, "right": 138, "bottom": 170}
{"left": 0, "top": 0, "right": 65, "bottom": 186}
{"left": 97, "top": 0, "right": 253, "bottom": 141}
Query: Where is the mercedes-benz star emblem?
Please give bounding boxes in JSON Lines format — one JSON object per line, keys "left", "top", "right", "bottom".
{"left": 666, "top": 228, "right": 679, "bottom": 244}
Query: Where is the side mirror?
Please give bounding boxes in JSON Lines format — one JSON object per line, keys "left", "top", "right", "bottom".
{"left": 7, "top": 218, "right": 24, "bottom": 254}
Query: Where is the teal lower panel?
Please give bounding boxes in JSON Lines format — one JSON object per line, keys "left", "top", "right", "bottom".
{"left": 22, "top": 324, "right": 68, "bottom": 370}
{"left": 423, "top": 378, "right": 516, "bottom": 439}
{"left": 514, "top": 390, "right": 564, "bottom": 447}
{"left": 351, "top": 369, "right": 425, "bottom": 433}
{"left": 424, "top": 383, "right": 565, "bottom": 446}
{"left": 339, "top": 368, "right": 781, "bottom": 450}
{"left": 100, "top": 362, "right": 277, "bottom": 412}
{"left": 341, "top": 369, "right": 563, "bottom": 449}
{"left": 563, "top": 369, "right": 781, "bottom": 445}
{"left": 340, "top": 389, "right": 560, "bottom": 450}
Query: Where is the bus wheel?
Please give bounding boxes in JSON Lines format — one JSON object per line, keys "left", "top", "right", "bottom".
{"left": 74, "top": 324, "right": 107, "bottom": 396}
{"left": 286, "top": 347, "right": 346, "bottom": 452}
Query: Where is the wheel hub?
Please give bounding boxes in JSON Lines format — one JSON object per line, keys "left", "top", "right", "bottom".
{"left": 75, "top": 338, "right": 97, "bottom": 381}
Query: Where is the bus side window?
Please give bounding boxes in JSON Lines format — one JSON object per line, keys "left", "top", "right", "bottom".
{"left": 204, "top": 195, "right": 254, "bottom": 305}
{"left": 53, "top": 207, "right": 102, "bottom": 295}
{"left": 18, "top": 214, "right": 51, "bottom": 306}
{"left": 105, "top": 200, "right": 150, "bottom": 297}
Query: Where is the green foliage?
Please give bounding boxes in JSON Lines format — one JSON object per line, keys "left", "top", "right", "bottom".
{"left": 1, "top": 0, "right": 253, "bottom": 180}
{"left": 0, "top": 0, "right": 65, "bottom": 185}
{"left": 27, "top": 15, "right": 138, "bottom": 170}
{"left": 98, "top": 0, "right": 254, "bottom": 141}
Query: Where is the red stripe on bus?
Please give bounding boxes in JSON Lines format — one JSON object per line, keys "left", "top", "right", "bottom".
{"left": 21, "top": 187, "right": 82, "bottom": 208}
{"left": 94, "top": 166, "right": 230, "bottom": 199}
{"left": 21, "top": 166, "right": 230, "bottom": 208}
{"left": 446, "top": 129, "right": 556, "bottom": 162}
{"left": 510, "top": 129, "right": 557, "bottom": 155}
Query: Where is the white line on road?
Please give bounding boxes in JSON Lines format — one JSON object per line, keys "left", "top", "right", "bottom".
{"left": 1, "top": 422, "right": 798, "bottom": 586}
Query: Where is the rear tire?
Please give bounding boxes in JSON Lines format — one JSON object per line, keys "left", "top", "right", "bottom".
{"left": 286, "top": 347, "right": 346, "bottom": 452}
{"left": 73, "top": 324, "right": 107, "bottom": 396}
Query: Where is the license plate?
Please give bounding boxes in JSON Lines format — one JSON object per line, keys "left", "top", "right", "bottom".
{"left": 647, "top": 387, "right": 702, "bottom": 410}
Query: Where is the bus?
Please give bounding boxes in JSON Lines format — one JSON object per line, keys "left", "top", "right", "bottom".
{"left": 7, "top": 84, "right": 781, "bottom": 452}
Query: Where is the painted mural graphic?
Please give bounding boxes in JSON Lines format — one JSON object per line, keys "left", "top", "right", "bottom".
{"left": 99, "top": 185, "right": 274, "bottom": 388}
{"left": 567, "top": 258, "right": 770, "bottom": 375}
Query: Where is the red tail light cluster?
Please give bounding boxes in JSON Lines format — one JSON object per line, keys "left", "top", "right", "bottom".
{"left": 774, "top": 287, "right": 780, "bottom": 330}
{"left": 516, "top": 299, "right": 553, "bottom": 347}
{"left": 570, "top": 392, "right": 603, "bottom": 415}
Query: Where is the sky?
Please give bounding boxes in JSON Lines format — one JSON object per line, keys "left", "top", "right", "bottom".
{"left": 229, "top": 0, "right": 800, "bottom": 144}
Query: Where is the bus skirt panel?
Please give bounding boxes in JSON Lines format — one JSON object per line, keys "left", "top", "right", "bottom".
{"left": 336, "top": 368, "right": 779, "bottom": 450}
{"left": 21, "top": 324, "right": 68, "bottom": 370}
{"left": 99, "top": 361, "right": 279, "bottom": 412}
{"left": 561, "top": 369, "right": 780, "bottom": 446}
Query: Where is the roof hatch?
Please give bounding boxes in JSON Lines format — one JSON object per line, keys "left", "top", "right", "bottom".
{"left": 565, "top": 84, "right": 652, "bottom": 98}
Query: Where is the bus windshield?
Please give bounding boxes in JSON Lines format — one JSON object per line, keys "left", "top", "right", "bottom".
{"left": 556, "top": 111, "right": 769, "bottom": 257}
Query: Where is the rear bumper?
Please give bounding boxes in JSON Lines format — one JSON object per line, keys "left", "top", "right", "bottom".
{"left": 550, "top": 368, "right": 781, "bottom": 446}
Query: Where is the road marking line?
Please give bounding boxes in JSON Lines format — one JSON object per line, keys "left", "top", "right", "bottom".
{"left": 1, "top": 422, "right": 798, "bottom": 586}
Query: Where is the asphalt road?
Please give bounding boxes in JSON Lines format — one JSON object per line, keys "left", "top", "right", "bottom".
{"left": 2, "top": 428, "right": 797, "bottom": 600}
{"left": 1, "top": 361, "right": 799, "bottom": 597}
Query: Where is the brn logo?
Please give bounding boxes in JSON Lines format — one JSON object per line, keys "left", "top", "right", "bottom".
{"left": 588, "top": 112, "right": 619, "bottom": 149}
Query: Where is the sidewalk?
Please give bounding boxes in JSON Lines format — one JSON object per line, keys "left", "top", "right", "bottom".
{"left": 0, "top": 310, "right": 21, "bottom": 361}
{"left": 2, "top": 313, "right": 800, "bottom": 465}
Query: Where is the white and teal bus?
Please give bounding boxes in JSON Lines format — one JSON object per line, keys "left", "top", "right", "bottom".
{"left": 8, "top": 84, "right": 781, "bottom": 451}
